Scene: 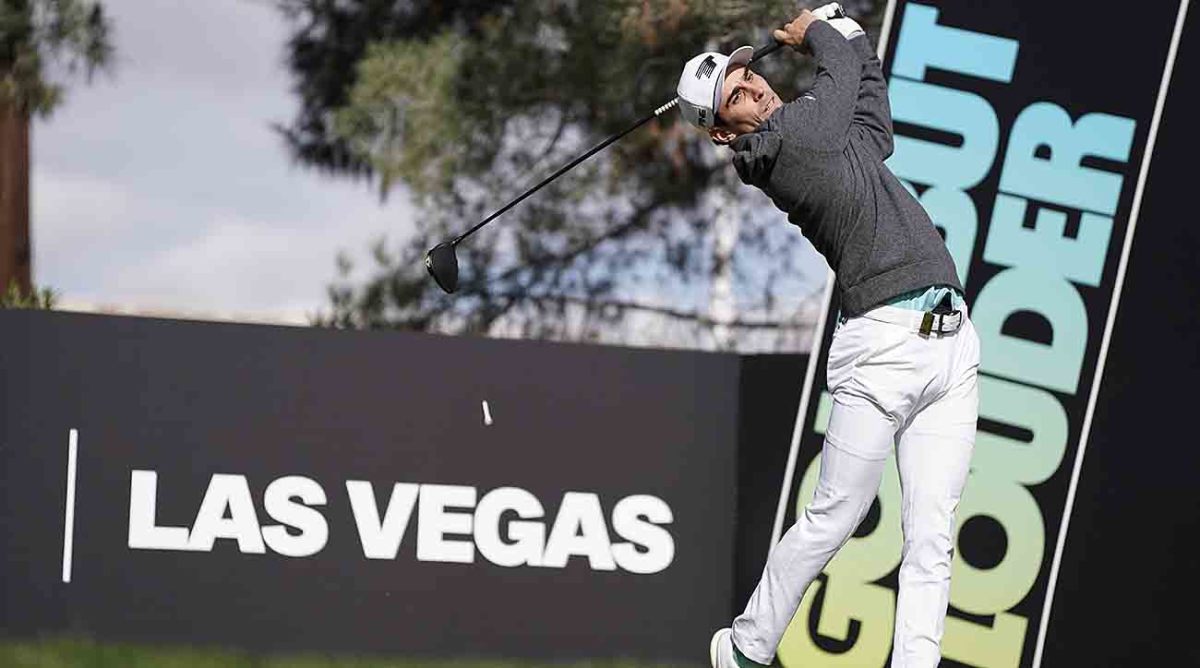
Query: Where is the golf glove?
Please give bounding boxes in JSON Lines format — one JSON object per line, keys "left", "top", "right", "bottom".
{"left": 826, "top": 16, "right": 866, "bottom": 40}
{"left": 811, "top": 2, "right": 846, "bottom": 20}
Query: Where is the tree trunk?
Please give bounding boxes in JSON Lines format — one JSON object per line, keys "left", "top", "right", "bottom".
{"left": 0, "top": 100, "right": 32, "bottom": 296}
{"left": 709, "top": 166, "right": 740, "bottom": 351}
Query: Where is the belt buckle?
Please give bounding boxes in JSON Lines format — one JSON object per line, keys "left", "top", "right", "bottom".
{"left": 935, "top": 310, "right": 963, "bottom": 336}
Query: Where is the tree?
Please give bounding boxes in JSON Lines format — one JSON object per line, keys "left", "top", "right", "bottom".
{"left": 1, "top": 0, "right": 113, "bottom": 296}
{"left": 278, "top": 0, "right": 882, "bottom": 350}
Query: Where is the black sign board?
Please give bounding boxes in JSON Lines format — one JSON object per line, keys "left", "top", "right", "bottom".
{"left": 0, "top": 311, "right": 740, "bottom": 662}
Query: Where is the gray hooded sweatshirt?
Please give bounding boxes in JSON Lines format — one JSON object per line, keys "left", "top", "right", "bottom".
{"left": 730, "top": 21, "right": 962, "bottom": 317}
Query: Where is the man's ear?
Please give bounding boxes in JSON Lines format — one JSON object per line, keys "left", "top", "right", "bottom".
{"left": 710, "top": 126, "right": 738, "bottom": 145}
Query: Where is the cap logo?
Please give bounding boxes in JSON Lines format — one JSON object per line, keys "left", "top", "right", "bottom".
{"left": 696, "top": 55, "right": 717, "bottom": 79}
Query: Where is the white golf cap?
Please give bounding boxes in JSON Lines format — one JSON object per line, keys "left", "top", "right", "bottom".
{"left": 676, "top": 45, "right": 754, "bottom": 129}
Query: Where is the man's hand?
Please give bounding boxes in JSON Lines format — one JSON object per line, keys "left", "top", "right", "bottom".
{"left": 773, "top": 10, "right": 819, "bottom": 48}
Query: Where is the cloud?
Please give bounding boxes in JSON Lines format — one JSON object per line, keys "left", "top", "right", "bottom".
{"left": 112, "top": 204, "right": 402, "bottom": 319}
{"left": 32, "top": 0, "right": 416, "bottom": 322}
{"left": 34, "top": 163, "right": 412, "bottom": 321}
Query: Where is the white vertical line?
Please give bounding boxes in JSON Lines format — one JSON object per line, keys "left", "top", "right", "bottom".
{"left": 1032, "top": 1, "right": 1190, "bottom": 665}
{"left": 62, "top": 428, "right": 79, "bottom": 584}
{"left": 769, "top": 272, "right": 836, "bottom": 547}
{"left": 769, "top": 0, "right": 901, "bottom": 549}
{"left": 875, "top": 0, "right": 900, "bottom": 60}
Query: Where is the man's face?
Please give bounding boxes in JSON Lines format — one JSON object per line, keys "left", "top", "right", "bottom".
{"left": 710, "top": 64, "right": 781, "bottom": 144}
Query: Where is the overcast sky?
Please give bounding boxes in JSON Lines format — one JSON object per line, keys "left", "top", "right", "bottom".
{"left": 33, "top": 0, "right": 413, "bottom": 324}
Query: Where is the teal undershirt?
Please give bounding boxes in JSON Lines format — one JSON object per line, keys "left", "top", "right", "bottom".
{"left": 837, "top": 284, "right": 965, "bottom": 323}
{"left": 884, "top": 284, "right": 966, "bottom": 312}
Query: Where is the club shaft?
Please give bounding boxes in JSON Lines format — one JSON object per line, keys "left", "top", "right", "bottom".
{"left": 454, "top": 110, "right": 659, "bottom": 245}
{"left": 452, "top": 39, "right": 784, "bottom": 246}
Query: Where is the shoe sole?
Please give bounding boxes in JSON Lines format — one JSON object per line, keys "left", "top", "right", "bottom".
{"left": 709, "top": 628, "right": 727, "bottom": 668}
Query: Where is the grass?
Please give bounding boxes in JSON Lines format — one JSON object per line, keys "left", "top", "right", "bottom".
{"left": 0, "top": 637, "right": 693, "bottom": 668}
{"left": 0, "top": 281, "right": 56, "bottom": 309}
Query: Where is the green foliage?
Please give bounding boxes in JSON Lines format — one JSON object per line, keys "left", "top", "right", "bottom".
{"left": 284, "top": 0, "right": 883, "bottom": 346}
{"left": 1, "top": 279, "right": 55, "bottom": 308}
{"left": 333, "top": 34, "right": 468, "bottom": 198}
{"left": 0, "top": 0, "right": 113, "bottom": 116}
{"left": 274, "top": 0, "right": 507, "bottom": 176}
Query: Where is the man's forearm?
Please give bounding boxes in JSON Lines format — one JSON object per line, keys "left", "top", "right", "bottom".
{"left": 849, "top": 32, "right": 893, "bottom": 157}
{"left": 852, "top": 34, "right": 886, "bottom": 97}
{"left": 849, "top": 32, "right": 879, "bottom": 67}
{"left": 803, "top": 20, "right": 863, "bottom": 101}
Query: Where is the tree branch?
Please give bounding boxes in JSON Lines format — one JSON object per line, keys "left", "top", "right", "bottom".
{"left": 449, "top": 196, "right": 661, "bottom": 298}
{"left": 501, "top": 293, "right": 816, "bottom": 330}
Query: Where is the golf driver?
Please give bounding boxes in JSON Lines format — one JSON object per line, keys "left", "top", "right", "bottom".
{"left": 424, "top": 39, "right": 790, "bottom": 294}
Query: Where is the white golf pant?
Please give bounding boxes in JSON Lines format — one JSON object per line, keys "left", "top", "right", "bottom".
{"left": 733, "top": 304, "right": 980, "bottom": 668}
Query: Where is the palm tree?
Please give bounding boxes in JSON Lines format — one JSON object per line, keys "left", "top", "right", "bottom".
{"left": 1, "top": 0, "right": 112, "bottom": 296}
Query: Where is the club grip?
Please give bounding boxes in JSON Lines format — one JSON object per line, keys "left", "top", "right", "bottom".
{"left": 753, "top": 3, "right": 849, "bottom": 62}
{"left": 749, "top": 40, "right": 785, "bottom": 64}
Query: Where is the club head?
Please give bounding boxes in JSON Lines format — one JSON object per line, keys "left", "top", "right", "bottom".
{"left": 425, "top": 241, "right": 459, "bottom": 294}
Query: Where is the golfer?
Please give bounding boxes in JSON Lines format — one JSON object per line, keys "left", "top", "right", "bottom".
{"left": 677, "top": 5, "right": 981, "bottom": 668}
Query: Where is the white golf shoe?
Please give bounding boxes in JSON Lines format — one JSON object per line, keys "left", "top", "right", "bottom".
{"left": 709, "top": 627, "right": 739, "bottom": 668}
